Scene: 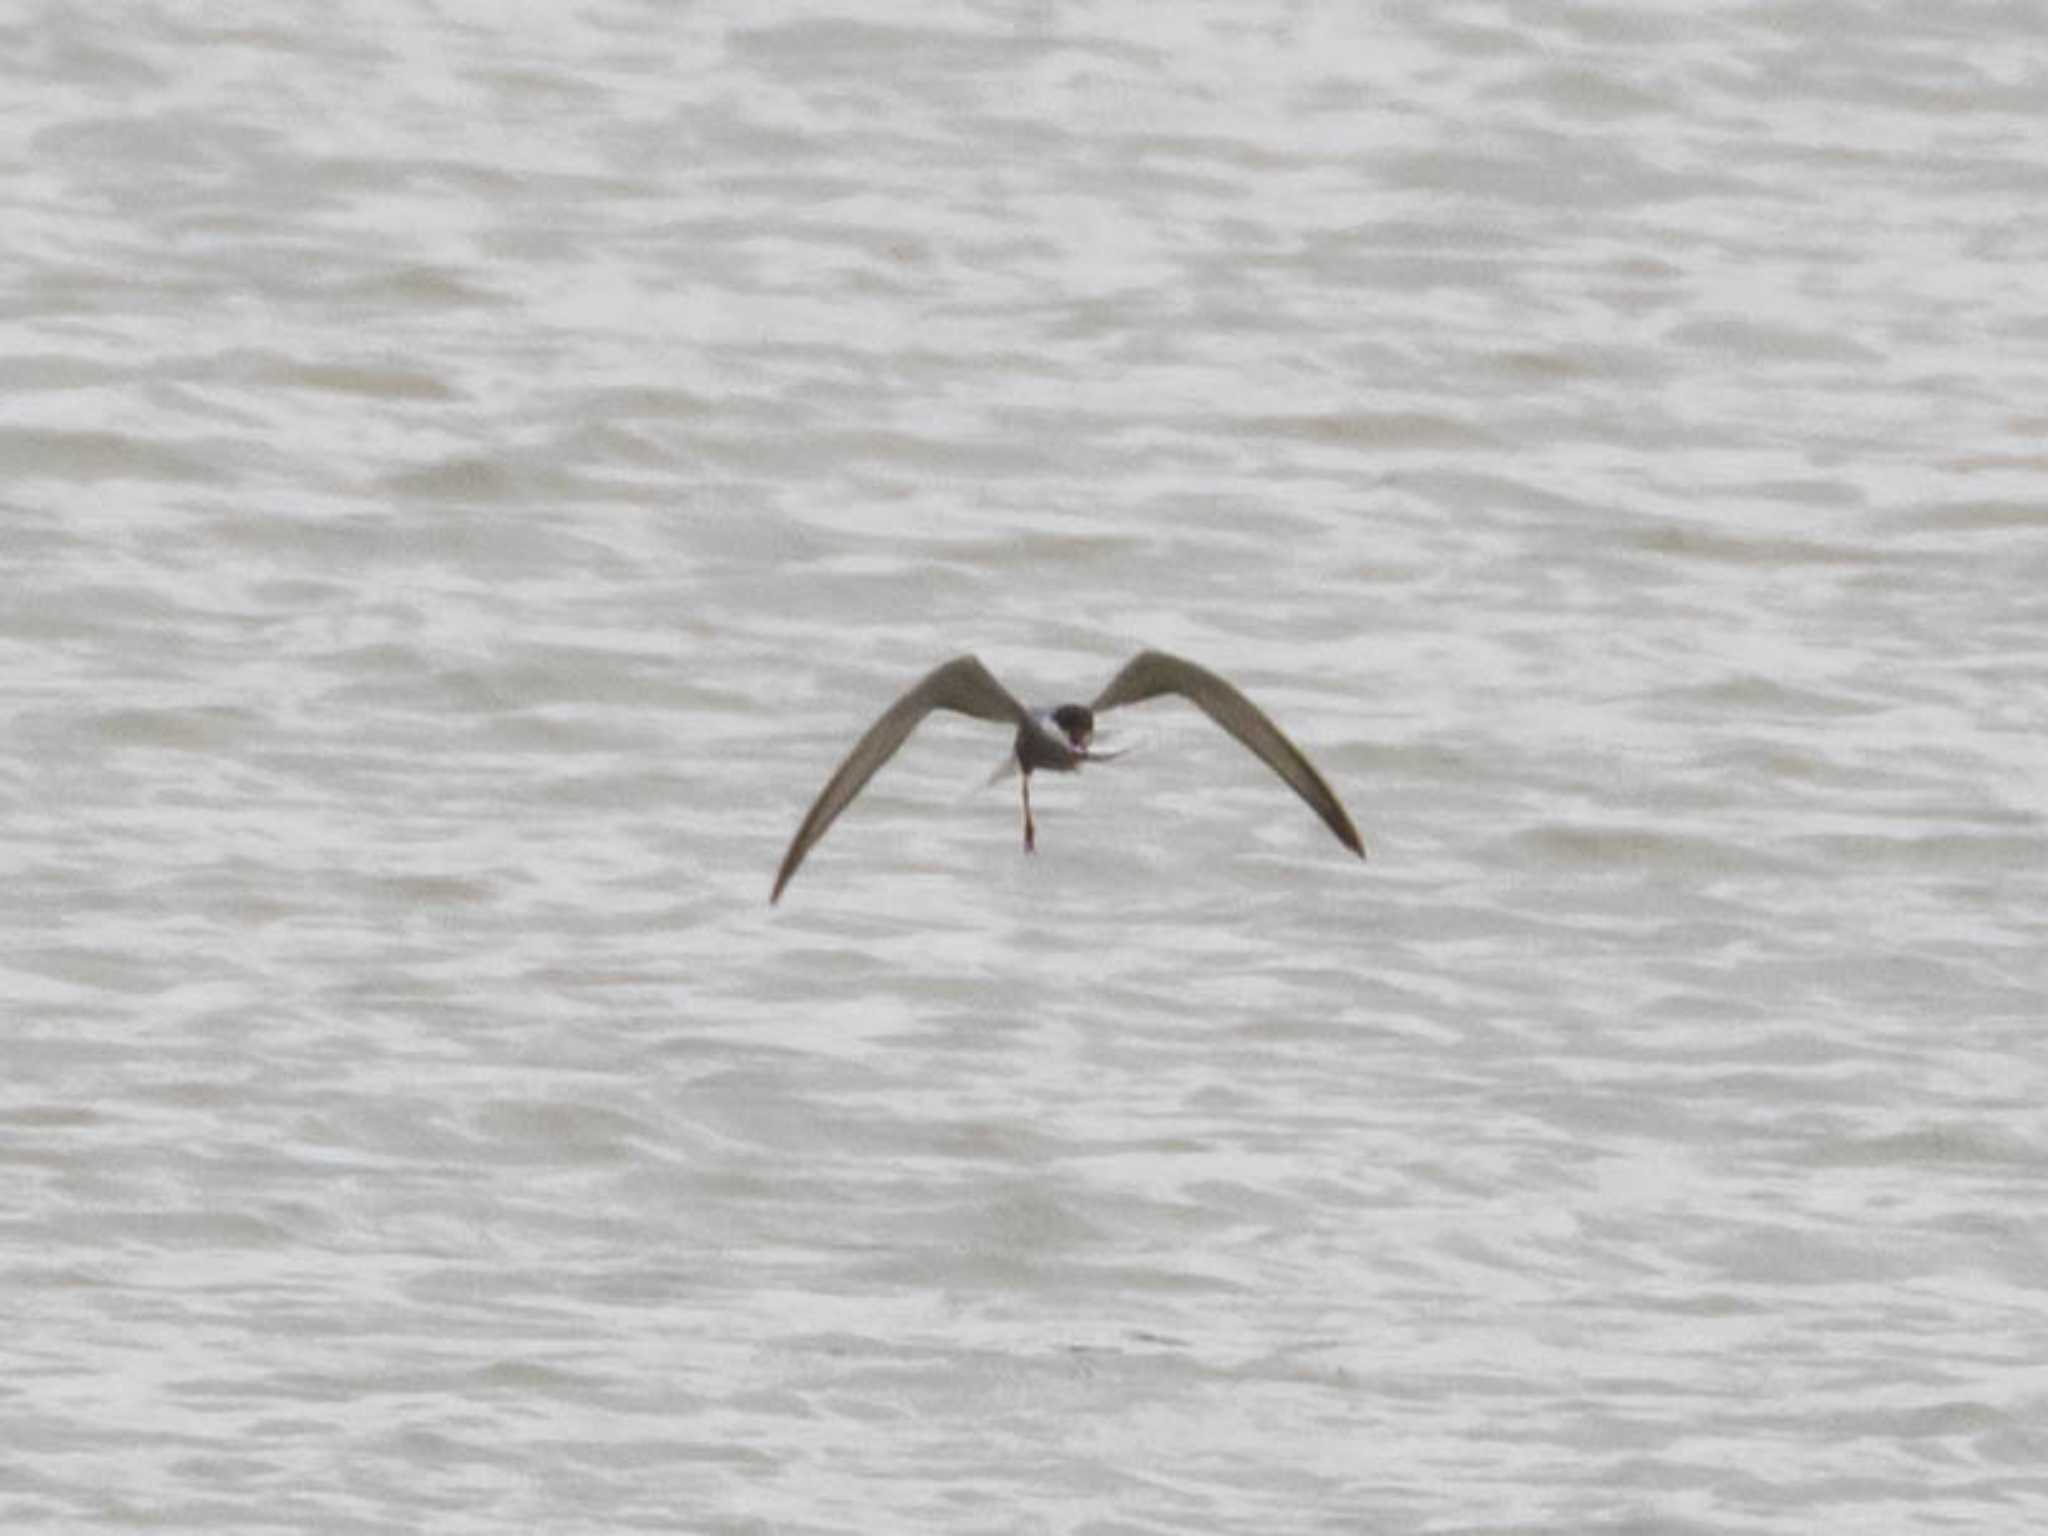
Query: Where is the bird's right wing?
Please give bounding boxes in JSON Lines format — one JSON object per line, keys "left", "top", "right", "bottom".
{"left": 1092, "top": 649, "right": 1366, "bottom": 858}
{"left": 772, "top": 656, "right": 1032, "bottom": 902}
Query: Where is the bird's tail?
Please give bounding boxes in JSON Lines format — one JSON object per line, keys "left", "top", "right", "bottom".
{"left": 1081, "top": 726, "right": 1151, "bottom": 763}
{"left": 973, "top": 729, "right": 1146, "bottom": 796}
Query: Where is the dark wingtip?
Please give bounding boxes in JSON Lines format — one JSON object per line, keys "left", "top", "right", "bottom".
{"left": 1327, "top": 811, "right": 1367, "bottom": 861}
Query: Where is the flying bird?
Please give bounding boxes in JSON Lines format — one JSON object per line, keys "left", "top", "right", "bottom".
{"left": 771, "top": 649, "right": 1364, "bottom": 902}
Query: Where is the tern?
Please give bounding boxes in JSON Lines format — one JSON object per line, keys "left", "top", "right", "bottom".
{"left": 770, "top": 649, "right": 1364, "bottom": 902}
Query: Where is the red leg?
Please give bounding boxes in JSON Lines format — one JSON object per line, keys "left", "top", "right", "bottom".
{"left": 1022, "top": 773, "right": 1036, "bottom": 853}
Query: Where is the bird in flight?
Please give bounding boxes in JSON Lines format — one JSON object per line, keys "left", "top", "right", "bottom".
{"left": 771, "top": 649, "right": 1364, "bottom": 902}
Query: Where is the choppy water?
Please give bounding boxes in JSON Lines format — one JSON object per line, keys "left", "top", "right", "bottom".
{"left": 5, "top": 3, "right": 2045, "bottom": 1531}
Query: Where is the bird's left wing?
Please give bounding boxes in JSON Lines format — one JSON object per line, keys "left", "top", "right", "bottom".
{"left": 772, "top": 656, "right": 1031, "bottom": 902}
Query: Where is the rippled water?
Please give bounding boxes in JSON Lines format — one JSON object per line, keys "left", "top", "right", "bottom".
{"left": 5, "top": 3, "right": 2045, "bottom": 1531}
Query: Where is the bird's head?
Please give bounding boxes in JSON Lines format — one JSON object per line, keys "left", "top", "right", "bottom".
{"left": 1050, "top": 704, "right": 1095, "bottom": 752}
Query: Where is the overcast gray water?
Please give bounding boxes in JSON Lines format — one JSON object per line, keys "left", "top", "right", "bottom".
{"left": 4, "top": 3, "right": 2046, "bottom": 1531}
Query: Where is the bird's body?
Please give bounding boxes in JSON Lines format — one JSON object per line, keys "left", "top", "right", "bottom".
{"left": 1014, "top": 704, "right": 1092, "bottom": 775}
{"left": 770, "top": 649, "right": 1364, "bottom": 902}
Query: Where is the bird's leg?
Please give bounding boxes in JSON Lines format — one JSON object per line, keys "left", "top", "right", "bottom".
{"left": 1021, "top": 772, "right": 1036, "bottom": 853}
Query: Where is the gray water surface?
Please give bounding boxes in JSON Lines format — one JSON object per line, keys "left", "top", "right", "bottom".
{"left": 4, "top": 3, "right": 2045, "bottom": 1532}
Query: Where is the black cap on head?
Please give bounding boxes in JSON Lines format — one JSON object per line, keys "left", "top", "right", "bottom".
{"left": 1050, "top": 704, "right": 1094, "bottom": 747}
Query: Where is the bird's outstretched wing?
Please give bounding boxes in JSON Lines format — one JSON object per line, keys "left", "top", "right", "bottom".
{"left": 772, "top": 656, "right": 1037, "bottom": 902}
{"left": 1091, "top": 649, "right": 1366, "bottom": 858}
